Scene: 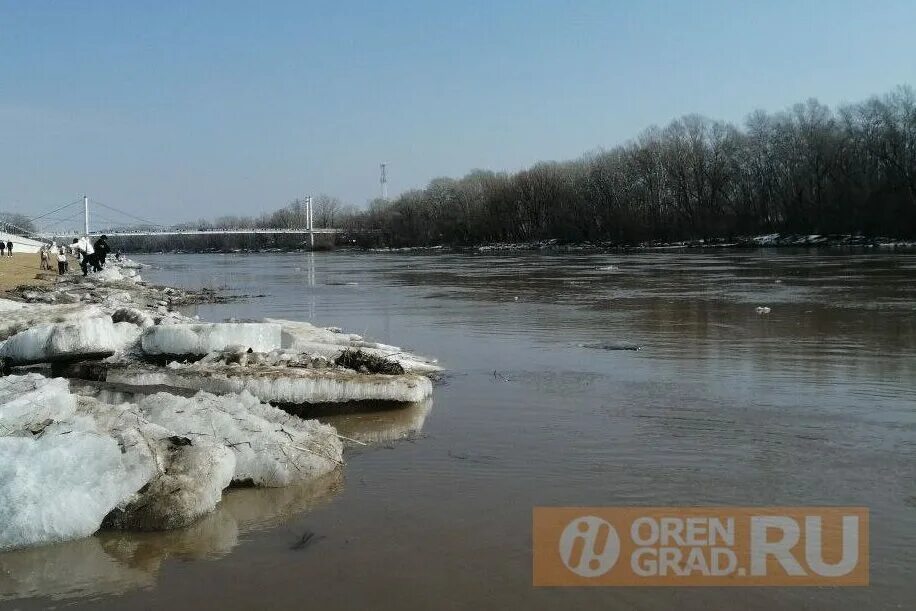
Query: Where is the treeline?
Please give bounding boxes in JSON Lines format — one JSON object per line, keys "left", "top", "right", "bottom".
{"left": 170, "top": 194, "right": 355, "bottom": 232}
{"left": 109, "top": 232, "right": 334, "bottom": 253}
{"left": 0, "top": 213, "right": 36, "bottom": 235}
{"left": 346, "top": 86, "right": 916, "bottom": 246}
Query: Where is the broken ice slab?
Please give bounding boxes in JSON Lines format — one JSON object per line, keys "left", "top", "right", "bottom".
{"left": 91, "top": 403, "right": 236, "bottom": 532}
{"left": 266, "top": 318, "right": 442, "bottom": 375}
{"left": 104, "top": 362, "right": 434, "bottom": 405}
{"left": 0, "top": 373, "right": 75, "bottom": 428}
{"left": 136, "top": 390, "right": 343, "bottom": 487}
{"left": 140, "top": 323, "right": 282, "bottom": 356}
{"left": 0, "top": 318, "right": 141, "bottom": 365}
{"left": 0, "top": 298, "right": 109, "bottom": 341}
{"left": 0, "top": 375, "right": 155, "bottom": 550}
{"left": 0, "top": 373, "right": 344, "bottom": 550}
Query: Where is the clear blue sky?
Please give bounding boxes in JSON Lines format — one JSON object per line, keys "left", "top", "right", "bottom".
{"left": 1, "top": 0, "right": 914, "bottom": 226}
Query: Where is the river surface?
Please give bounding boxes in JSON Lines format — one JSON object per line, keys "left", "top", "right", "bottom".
{"left": 2, "top": 249, "right": 914, "bottom": 610}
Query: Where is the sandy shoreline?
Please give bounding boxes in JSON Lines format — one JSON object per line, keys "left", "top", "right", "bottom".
{"left": 0, "top": 252, "right": 77, "bottom": 293}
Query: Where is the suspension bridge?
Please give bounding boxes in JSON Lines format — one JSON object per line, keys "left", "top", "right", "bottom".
{"left": 3, "top": 195, "right": 341, "bottom": 248}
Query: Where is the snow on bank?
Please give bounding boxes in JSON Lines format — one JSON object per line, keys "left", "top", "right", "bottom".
{"left": 91, "top": 264, "right": 141, "bottom": 284}
{"left": 106, "top": 363, "right": 434, "bottom": 405}
{"left": 141, "top": 323, "right": 282, "bottom": 356}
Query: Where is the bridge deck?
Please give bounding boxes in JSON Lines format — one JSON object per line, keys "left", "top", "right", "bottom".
{"left": 34, "top": 228, "right": 341, "bottom": 238}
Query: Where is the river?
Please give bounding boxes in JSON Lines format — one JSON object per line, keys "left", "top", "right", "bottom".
{"left": 1, "top": 249, "right": 914, "bottom": 609}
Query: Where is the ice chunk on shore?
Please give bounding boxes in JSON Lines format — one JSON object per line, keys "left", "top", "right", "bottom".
{"left": 137, "top": 390, "right": 342, "bottom": 486}
{"left": 106, "top": 363, "right": 434, "bottom": 404}
{"left": 0, "top": 318, "right": 141, "bottom": 365}
{"left": 266, "top": 318, "right": 442, "bottom": 375}
{"left": 0, "top": 377, "right": 152, "bottom": 550}
{"left": 141, "top": 323, "right": 282, "bottom": 356}
{"left": 0, "top": 427, "right": 151, "bottom": 551}
{"left": 0, "top": 375, "right": 234, "bottom": 548}
{"left": 0, "top": 374, "right": 75, "bottom": 429}
{"left": 74, "top": 397, "right": 235, "bottom": 532}
{"left": 0, "top": 299, "right": 107, "bottom": 341}
{"left": 100, "top": 435, "right": 235, "bottom": 532}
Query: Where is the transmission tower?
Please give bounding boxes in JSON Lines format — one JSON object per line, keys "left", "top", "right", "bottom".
{"left": 380, "top": 163, "right": 388, "bottom": 200}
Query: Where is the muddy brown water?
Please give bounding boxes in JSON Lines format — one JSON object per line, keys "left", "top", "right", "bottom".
{"left": 1, "top": 249, "right": 914, "bottom": 610}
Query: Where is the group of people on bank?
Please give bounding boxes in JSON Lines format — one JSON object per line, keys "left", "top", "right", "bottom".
{"left": 0, "top": 240, "right": 13, "bottom": 257}
{"left": 38, "top": 235, "right": 112, "bottom": 276}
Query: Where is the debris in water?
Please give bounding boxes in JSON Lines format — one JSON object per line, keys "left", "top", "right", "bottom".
{"left": 335, "top": 349, "right": 405, "bottom": 375}
{"left": 290, "top": 530, "right": 324, "bottom": 551}
{"left": 581, "top": 341, "right": 641, "bottom": 351}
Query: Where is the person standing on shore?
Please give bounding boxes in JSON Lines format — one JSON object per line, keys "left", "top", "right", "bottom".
{"left": 57, "top": 247, "right": 68, "bottom": 275}
{"left": 39, "top": 247, "right": 50, "bottom": 270}
{"left": 0, "top": 242, "right": 5, "bottom": 257}
{"left": 94, "top": 235, "right": 111, "bottom": 268}
{"left": 6, "top": 240, "right": 12, "bottom": 257}
{"left": 72, "top": 238, "right": 93, "bottom": 276}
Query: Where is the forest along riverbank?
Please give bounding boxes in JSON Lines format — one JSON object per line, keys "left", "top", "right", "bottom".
{"left": 0, "top": 258, "right": 442, "bottom": 552}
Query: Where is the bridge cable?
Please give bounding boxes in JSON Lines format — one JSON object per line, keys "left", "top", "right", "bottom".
{"left": 37, "top": 210, "right": 90, "bottom": 233}
{"left": 25, "top": 198, "right": 83, "bottom": 223}
{"left": 90, "top": 199, "right": 164, "bottom": 228}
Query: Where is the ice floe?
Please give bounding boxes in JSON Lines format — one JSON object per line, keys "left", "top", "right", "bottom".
{"left": 141, "top": 323, "right": 282, "bottom": 356}
{"left": 0, "top": 373, "right": 344, "bottom": 550}
{"left": 0, "top": 318, "right": 141, "bottom": 365}
{"left": 106, "top": 362, "right": 434, "bottom": 405}
{"left": 267, "top": 318, "right": 442, "bottom": 374}
{"left": 0, "top": 376, "right": 151, "bottom": 550}
{"left": 0, "top": 299, "right": 107, "bottom": 341}
{"left": 136, "top": 390, "right": 343, "bottom": 486}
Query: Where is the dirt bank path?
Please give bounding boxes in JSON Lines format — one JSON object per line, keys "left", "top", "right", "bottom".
{"left": 0, "top": 252, "right": 75, "bottom": 293}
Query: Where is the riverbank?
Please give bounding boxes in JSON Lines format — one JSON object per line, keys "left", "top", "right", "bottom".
{"left": 0, "top": 257, "right": 441, "bottom": 553}
{"left": 0, "top": 253, "right": 69, "bottom": 292}
{"left": 106, "top": 232, "right": 916, "bottom": 255}
{"left": 376, "top": 232, "right": 916, "bottom": 253}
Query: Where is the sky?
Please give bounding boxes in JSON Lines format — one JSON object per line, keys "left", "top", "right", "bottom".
{"left": 1, "top": 0, "right": 914, "bottom": 227}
